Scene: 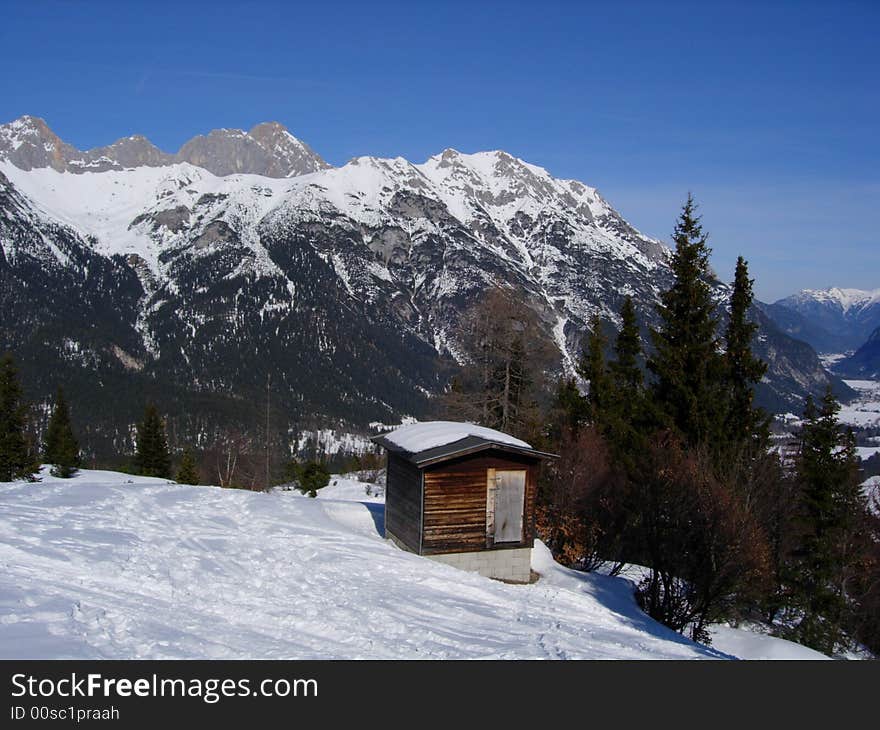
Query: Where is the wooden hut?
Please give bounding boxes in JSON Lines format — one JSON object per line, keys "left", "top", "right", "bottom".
{"left": 372, "top": 421, "right": 557, "bottom": 583}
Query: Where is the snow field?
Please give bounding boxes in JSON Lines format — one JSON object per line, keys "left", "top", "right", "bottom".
{"left": 0, "top": 468, "right": 833, "bottom": 660}
{"left": 0, "top": 469, "right": 724, "bottom": 660}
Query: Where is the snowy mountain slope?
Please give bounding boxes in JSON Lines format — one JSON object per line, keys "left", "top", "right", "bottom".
{"left": 0, "top": 157, "right": 443, "bottom": 439}
{"left": 0, "top": 169, "right": 161, "bottom": 449}
{"left": 0, "top": 468, "right": 728, "bottom": 660}
{"left": 767, "top": 287, "right": 880, "bottom": 354}
{"left": 0, "top": 116, "right": 851, "bottom": 456}
{"left": 835, "top": 326, "right": 880, "bottom": 379}
{"left": 0, "top": 161, "right": 293, "bottom": 274}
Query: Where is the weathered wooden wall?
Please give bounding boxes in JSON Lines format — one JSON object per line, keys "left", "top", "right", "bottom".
{"left": 384, "top": 452, "right": 422, "bottom": 552}
{"left": 420, "top": 451, "right": 538, "bottom": 555}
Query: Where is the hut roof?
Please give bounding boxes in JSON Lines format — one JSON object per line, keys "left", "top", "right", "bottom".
{"left": 372, "top": 421, "right": 557, "bottom": 467}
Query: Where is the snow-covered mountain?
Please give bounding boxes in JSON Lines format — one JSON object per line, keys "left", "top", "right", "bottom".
{"left": 766, "top": 287, "right": 880, "bottom": 354}
{"left": 0, "top": 115, "right": 850, "bottom": 456}
{"left": 785, "top": 287, "right": 880, "bottom": 315}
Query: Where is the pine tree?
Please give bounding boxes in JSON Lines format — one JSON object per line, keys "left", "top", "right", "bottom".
{"left": 606, "top": 296, "right": 647, "bottom": 461}
{"left": 648, "top": 194, "right": 725, "bottom": 448}
{"left": 176, "top": 449, "right": 199, "bottom": 485}
{"left": 0, "top": 354, "right": 38, "bottom": 482}
{"left": 43, "top": 387, "right": 80, "bottom": 478}
{"left": 577, "top": 315, "right": 611, "bottom": 428}
{"left": 133, "top": 404, "right": 171, "bottom": 478}
{"left": 552, "top": 376, "right": 588, "bottom": 437}
{"left": 790, "top": 388, "right": 867, "bottom": 654}
{"left": 723, "top": 257, "right": 769, "bottom": 451}
{"left": 610, "top": 296, "right": 643, "bottom": 393}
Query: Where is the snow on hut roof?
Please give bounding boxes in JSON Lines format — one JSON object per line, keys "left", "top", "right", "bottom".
{"left": 380, "top": 421, "right": 532, "bottom": 454}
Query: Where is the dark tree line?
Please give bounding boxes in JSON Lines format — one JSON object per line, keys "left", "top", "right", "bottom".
{"left": 0, "top": 361, "right": 333, "bottom": 493}
{"left": 0, "top": 355, "right": 80, "bottom": 480}
{"left": 0, "top": 357, "right": 203, "bottom": 485}
{"left": 0, "top": 354, "right": 39, "bottom": 481}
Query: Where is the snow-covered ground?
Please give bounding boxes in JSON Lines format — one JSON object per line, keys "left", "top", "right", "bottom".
{"left": 317, "top": 474, "right": 385, "bottom": 502}
{"left": 841, "top": 379, "right": 880, "bottom": 428}
{"left": 820, "top": 352, "right": 849, "bottom": 370}
{"left": 274, "top": 473, "right": 385, "bottom": 503}
{"left": 0, "top": 468, "right": 827, "bottom": 660}
{"left": 856, "top": 445, "right": 880, "bottom": 461}
{"left": 708, "top": 624, "right": 828, "bottom": 660}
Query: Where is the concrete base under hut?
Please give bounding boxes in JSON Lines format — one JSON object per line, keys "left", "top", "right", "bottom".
{"left": 427, "top": 547, "right": 532, "bottom": 584}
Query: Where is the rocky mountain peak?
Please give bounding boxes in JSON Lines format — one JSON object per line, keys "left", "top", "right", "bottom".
{"left": 174, "top": 123, "right": 329, "bottom": 177}
{"left": 72, "top": 135, "right": 173, "bottom": 173}
{"left": 0, "top": 115, "right": 78, "bottom": 172}
{"left": 0, "top": 116, "right": 329, "bottom": 179}
{"left": 246, "top": 121, "right": 331, "bottom": 176}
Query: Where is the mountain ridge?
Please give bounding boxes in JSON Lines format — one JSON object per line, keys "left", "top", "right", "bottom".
{"left": 0, "top": 115, "right": 329, "bottom": 178}
{"left": 766, "top": 287, "right": 880, "bottom": 354}
{"left": 0, "top": 116, "right": 854, "bottom": 458}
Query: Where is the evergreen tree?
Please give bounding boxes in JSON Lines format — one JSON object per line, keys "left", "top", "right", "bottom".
{"left": 610, "top": 296, "right": 643, "bottom": 393}
{"left": 133, "top": 404, "right": 171, "bottom": 478}
{"left": 0, "top": 354, "right": 38, "bottom": 481}
{"left": 648, "top": 194, "right": 725, "bottom": 448}
{"left": 790, "top": 389, "right": 867, "bottom": 654}
{"left": 43, "top": 387, "right": 80, "bottom": 478}
{"left": 176, "top": 449, "right": 199, "bottom": 485}
{"left": 577, "top": 315, "right": 611, "bottom": 427}
{"left": 298, "top": 461, "right": 331, "bottom": 497}
{"left": 552, "top": 376, "right": 588, "bottom": 438}
{"left": 723, "top": 257, "right": 769, "bottom": 451}
{"left": 606, "top": 296, "right": 647, "bottom": 461}
{"left": 285, "top": 459, "right": 330, "bottom": 497}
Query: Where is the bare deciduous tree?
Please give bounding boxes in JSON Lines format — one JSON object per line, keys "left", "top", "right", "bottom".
{"left": 440, "top": 287, "right": 558, "bottom": 441}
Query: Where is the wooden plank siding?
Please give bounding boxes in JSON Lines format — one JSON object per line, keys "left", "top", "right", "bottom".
{"left": 384, "top": 452, "right": 422, "bottom": 552}
{"left": 421, "top": 451, "right": 538, "bottom": 555}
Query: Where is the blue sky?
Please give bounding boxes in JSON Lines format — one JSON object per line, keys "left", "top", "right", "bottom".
{"left": 2, "top": 0, "right": 877, "bottom": 301}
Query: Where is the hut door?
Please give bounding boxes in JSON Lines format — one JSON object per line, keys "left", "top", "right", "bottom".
{"left": 491, "top": 470, "right": 526, "bottom": 544}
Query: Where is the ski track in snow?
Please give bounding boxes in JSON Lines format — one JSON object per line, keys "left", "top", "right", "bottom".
{"left": 0, "top": 469, "right": 730, "bottom": 660}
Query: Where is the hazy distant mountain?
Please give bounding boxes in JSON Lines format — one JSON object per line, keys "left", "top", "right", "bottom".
{"left": 0, "top": 115, "right": 853, "bottom": 457}
{"left": 0, "top": 115, "right": 328, "bottom": 177}
{"left": 766, "top": 287, "right": 880, "bottom": 354}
